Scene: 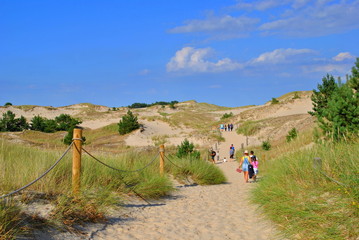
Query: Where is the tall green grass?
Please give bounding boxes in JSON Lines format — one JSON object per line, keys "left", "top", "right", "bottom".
{"left": 252, "top": 141, "right": 359, "bottom": 239}
{"left": 165, "top": 156, "right": 226, "bottom": 185}
{"left": 0, "top": 138, "right": 226, "bottom": 235}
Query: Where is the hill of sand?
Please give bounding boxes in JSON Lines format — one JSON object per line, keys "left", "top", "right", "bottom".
{"left": 0, "top": 91, "right": 314, "bottom": 150}
{"left": 1, "top": 91, "right": 314, "bottom": 239}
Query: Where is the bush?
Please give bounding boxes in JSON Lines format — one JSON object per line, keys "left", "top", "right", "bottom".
{"left": 118, "top": 110, "right": 140, "bottom": 135}
{"left": 271, "top": 98, "right": 279, "bottom": 104}
{"left": 176, "top": 139, "right": 201, "bottom": 160}
{"left": 30, "top": 114, "right": 81, "bottom": 134}
{"left": 55, "top": 114, "right": 81, "bottom": 131}
{"left": 221, "top": 112, "right": 233, "bottom": 120}
{"left": 262, "top": 140, "right": 271, "bottom": 151}
{"left": 4, "top": 102, "right": 12, "bottom": 106}
{"left": 63, "top": 127, "right": 86, "bottom": 145}
{"left": 293, "top": 92, "right": 300, "bottom": 99}
{"left": 286, "top": 128, "right": 298, "bottom": 142}
{"left": 0, "top": 111, "right": 29, "bottom": 132}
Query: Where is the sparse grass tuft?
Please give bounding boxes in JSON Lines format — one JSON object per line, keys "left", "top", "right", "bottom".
{"left": 0, "top": 202, "right": 26, "bottom": 240}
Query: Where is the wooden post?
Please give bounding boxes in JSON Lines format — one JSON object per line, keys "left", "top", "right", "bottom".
{"left": 72, "top": 127, "right": 83, "bottom": 195}
{"left": 159, "top": 144, "right": 165, "bottom": 175}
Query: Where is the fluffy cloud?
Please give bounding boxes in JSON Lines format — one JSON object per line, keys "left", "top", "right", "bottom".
{"left": 249, "top": 48, "right": 315, "bottom": 65}
{"left": 167, "top": 47, "right": 355, "bottom": 76}
{"left": 332, "top": 52, "right": 355, "bottom": 62}
{"left": 304, "top": 52, "right": 356, "bottom": 74}
{"left": 166, "top": 47, "right": 242, "bottom": 73}
{"left": 168, "top": 15, "right": 259, "bottom": 39}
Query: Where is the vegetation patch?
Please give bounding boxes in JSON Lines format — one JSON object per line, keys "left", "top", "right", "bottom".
{"left": 252, "top": 142, "right": 359, "bottom": 239}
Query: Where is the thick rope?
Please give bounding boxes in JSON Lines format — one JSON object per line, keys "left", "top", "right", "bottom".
{"left": 81, "top": 147, "right": 154, "bottom": 205}
{"left": 82, "top": 147, "right": 159, "bottom": 173}
{"left": 0, "top": 142, "right": 73, "bottom": 200}
{"left": 164, "top": 154, "right": 187, "bottom": 170}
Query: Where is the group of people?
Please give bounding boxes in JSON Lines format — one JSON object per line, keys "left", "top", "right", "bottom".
{"left": 238, "top": 150, "right": 259, "bottom": 183}
{"left": 219, "top": 123, "right": 234, "bottom": 132}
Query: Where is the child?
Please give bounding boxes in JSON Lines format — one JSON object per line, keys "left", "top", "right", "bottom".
{"left": 250, "top": 151, "right": 258, "bottom": 181}
{"left": 223, "top": 157, "right": 227, "bottom": 163}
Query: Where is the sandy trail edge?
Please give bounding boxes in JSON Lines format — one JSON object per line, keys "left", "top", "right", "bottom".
{"left": 87, "top": 162, "right": 283, "bottom": 240}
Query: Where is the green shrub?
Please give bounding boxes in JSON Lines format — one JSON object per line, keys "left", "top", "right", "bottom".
{"left": 262, "top": 140, "right": 271, "bottom": 151}
{"left": 271, "top": 98, "right": 279, "bottom": 104}
{"left": 4, "top": 102, "right": 12, "bottom": 106}
{"left": 0, "top": 111, "right": 29, "bottom": 132}
{"left": 118, "top": 110, "right": 140, "bottom": 135}
{"left": 176, "top": 139, "right": 200, "bottom": 160}
{"left": 30, "top": 114, "right": 81, "bottom": 134}
{"left": 286, "top": 128, "right": 298, "bottom": 142}
{"left": 221, "top": 112, "right": 233, "bottom": 120}
{"left": 293, "top": 92, "right": 300, "bottom": 99}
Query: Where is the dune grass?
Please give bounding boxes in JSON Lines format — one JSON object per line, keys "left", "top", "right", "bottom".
{"left": 165, "top": 156, "right": 227, "bottom": 185}
{"left": 0, "top": 203, "right": 25, "bottom": 240}
{"left": 252, "top": 138, "right": 359, "bottom": 239}
{"left": 0, "top": 137, "right": 226, "bottom": 237}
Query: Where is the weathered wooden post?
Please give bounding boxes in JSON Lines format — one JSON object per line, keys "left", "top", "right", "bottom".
{"left": 159, "top": 144, "right": 165, "bottom": 175}
{"left": 72, "top": 127, "right": 83, "bottom": 194}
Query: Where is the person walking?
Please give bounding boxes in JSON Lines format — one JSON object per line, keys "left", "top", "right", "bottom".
{"left": 238, "top": 150, "right": 252, "bottom": 183}
{"left": 250, "top": 151, "right": 258, "bottom": 181}
{"left": 229, "top": 144, "right": 235, "bottom": 159}
{"left": 210, "top": 149, "right": 216, "bottom": 164}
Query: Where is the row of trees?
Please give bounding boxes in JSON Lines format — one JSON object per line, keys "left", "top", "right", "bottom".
{"left": 0, "top": 111, "right": 82, "bottom": 144}
{"left": 310, "top": 58, "right": 359, "bottom": 141}
{"left": 128, "top": 101, "right": 178, "bottom": 109}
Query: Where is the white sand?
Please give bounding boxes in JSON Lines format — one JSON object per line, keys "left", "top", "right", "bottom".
{"left": 88, "top": 162, "right": 282, "bottom": 240}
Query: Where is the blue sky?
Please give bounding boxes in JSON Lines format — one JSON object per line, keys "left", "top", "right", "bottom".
{"left": 1, "top": 0, "right": 358, "bottom": 108}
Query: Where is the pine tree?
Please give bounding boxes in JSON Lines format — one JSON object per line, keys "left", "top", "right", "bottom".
{"left": 348, "top": 58, "right": 359, "bottom": 91}
{"left": 118, "top": 110, "right": 140, "bottom": 135}
{"left": 309, "top": 74, "right": 338, "bottom": 117}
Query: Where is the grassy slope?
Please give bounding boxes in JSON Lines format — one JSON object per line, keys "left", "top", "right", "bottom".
{"left": 251, "top": 132, "right": 359, "bottom": 239}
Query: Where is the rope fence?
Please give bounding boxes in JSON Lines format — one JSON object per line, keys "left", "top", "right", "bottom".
{"left": 0, "top": 142, "right": 73, "bottom": 200}
{"left": 0, "top": 127, "right": 205, "bottom": 206}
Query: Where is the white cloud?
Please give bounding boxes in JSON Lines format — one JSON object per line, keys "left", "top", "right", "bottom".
{"left": 249, "top": 48, "right": 316, "bottom": 65}
{"left": 166, "top": 47, "right": 242, "bottom": 73}
{"left": 332, "top": 52, "right": 355, "bottom": 62}
{"left": 304, "top": 52, "right": 356, "bottom": 74}
{"left": 258, "top": 0, "right": 359, "bottom": 37}
{"left": 168, "top": 15, "right": 259, "bottom": 39}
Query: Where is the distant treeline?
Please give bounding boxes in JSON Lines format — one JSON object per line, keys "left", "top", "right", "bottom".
{"left": 128, "top": 101, "right": 179, "bottom": 109}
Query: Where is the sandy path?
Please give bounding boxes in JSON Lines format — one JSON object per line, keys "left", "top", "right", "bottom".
{"left": 215, "top": 131, "right": 261, "bottom": 161}
{"left": 89, "top": 162, "right": 281, "bottom": 240}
